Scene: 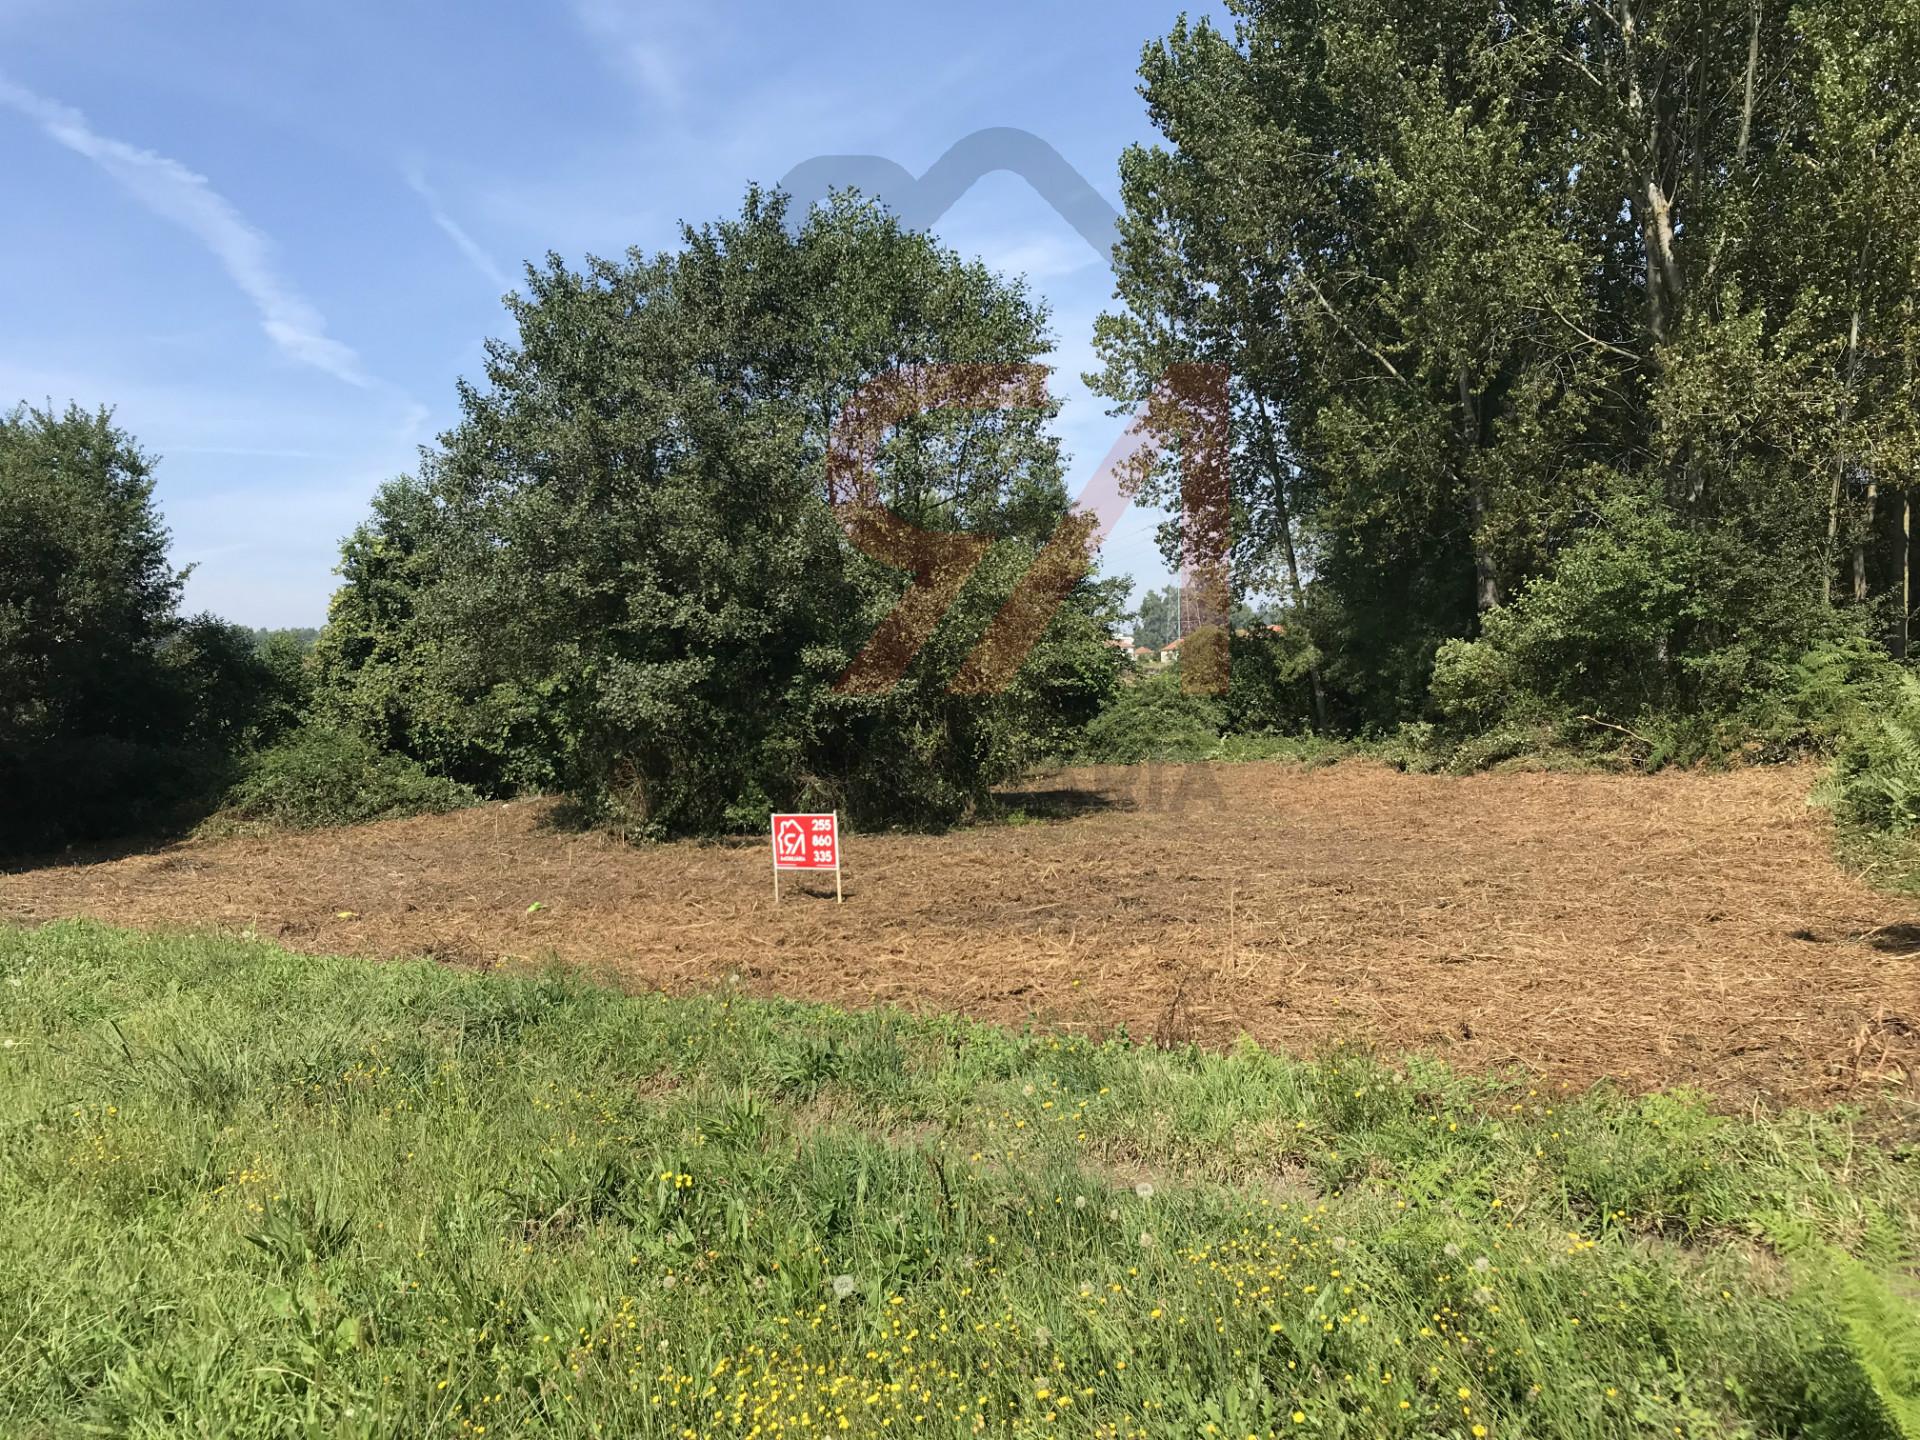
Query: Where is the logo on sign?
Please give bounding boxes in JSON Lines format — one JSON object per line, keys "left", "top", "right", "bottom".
{"left": 776, "top": 818, "right": 807, "bottom": 860}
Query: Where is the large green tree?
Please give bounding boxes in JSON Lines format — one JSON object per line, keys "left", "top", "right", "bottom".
{"left": 316, "top": 190, "right": 1123, "bottom": 835}
{"left": 0, "top": 404, "right": 183, "bottom": 746}
{"left": 1095, "top": 0, "right": 1920, "bottom": 731}
{"left": 0, "top": 405, "right": 301, "bottom": 852}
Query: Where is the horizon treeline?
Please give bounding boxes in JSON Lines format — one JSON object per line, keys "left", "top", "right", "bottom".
{"left": 11, "top": 0, "right": 1920, "bottom": 853}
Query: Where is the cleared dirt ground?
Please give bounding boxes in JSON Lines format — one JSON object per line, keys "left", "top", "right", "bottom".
{"left": 7, "top": 761, "right": 1918, "bottom": 1108}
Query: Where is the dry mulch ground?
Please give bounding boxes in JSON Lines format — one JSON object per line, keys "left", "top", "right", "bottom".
{"left": 8, "top": 760, "right": 1919, "bottom": 1109}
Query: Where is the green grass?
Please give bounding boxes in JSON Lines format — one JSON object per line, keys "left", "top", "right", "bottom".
{"left": 1200, "top": 733, "right": 1354, "bottom": 766}
{"left": 3, "top": 922, "right": 1919, "bottom": 1439}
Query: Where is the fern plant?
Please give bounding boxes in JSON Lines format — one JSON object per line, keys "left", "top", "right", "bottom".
{"left": 1762, "top": 1211, "right": 1920, "bottom": 1440}
{"left": 1829, "top": 1253, "right": 1920, "bottom": 1438}
{"left": 1834, "top": 671, "right": 1920, "bottom": 836}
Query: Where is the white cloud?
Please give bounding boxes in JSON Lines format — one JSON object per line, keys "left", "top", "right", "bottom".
{"left": 404, "top": 165, "right": 513, "bottom": 294}
{"left": 0, "top": 76, "right": 369, "bottom": 387}
{"left": 569, "top": 0, "right": 688, "bottom": 107}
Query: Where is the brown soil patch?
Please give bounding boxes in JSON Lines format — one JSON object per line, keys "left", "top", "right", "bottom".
{"left": 7, "top": 760, "right": 1918, "bottom": 1108}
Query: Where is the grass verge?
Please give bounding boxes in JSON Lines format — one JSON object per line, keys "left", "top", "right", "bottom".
{"left": 2, "top": 921, "right": 1918, "bottom": 1438}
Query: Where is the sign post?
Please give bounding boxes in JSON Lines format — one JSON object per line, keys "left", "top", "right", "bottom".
{"left": 771, "top": 812, "right": 842, "bottom": 904}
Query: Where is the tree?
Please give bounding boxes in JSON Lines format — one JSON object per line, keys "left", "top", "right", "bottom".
{"left": 247, "top": 626, "right": 319, "bottom": 653}
{"left": 163, "top": 615, "right": 307, "bottom": 752}
{"left": 0, "top": 403, "right": 183, "bottom": 747}
{"left": 1096, "top": 0, "right": 1920, "bottom": 734}
{"left": 0, "top": 403, "right": 320, "bottom": 852}
{"left": 0, "top": 405, "right": 313, "bottom": 851}
{"left": 1134, "top": 585, "right": 1181, "bottom": 649}
{"left": 317, "top": 190, "right": 1123, "bottom": 835}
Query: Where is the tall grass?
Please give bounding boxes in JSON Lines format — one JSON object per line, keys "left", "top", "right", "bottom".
{"left": 2, "top": 921, "right": 1917, "bottom": 1437}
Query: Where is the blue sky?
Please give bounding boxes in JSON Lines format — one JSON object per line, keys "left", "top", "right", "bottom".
{"left": 0, "top": 0, "right": 1222, "bottom": 628}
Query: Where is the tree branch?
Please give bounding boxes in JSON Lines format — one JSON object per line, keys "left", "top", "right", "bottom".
{"left": 1291, "top": 264, "right": 1406, "bottom": 385}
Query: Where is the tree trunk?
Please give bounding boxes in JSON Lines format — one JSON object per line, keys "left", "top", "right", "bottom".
{"left": 1905, "top": 293, "right": 1916, "bottom": 657}
{"left": 1827, "top": 303, "right": 1863, "bottom": 604}
{"left": 1737, "top": 2, "right": 1761, "bottom": 164}
{"left": 1902, "top": 494, "right": 1911, "bottom": 659}
{"left": 1854, "top": 477, "right": 1878, "bottom": 604}
{"left": 1458, "top": 365, "right": 1501, "bottom": 613}
{"left": 1620, "top": 1, "right": 1681, "bottom": 351}
{"left": 1253, "top": 398, "right": 1328, "bottom": 728}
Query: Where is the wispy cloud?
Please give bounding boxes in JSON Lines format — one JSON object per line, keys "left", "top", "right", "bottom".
{"left": 0, "top": 76, "right": 368, "bottom": 387}
{"left": 403, "top": 165, "right": 513, "bottom": 294}
{"left": 569, "top": 0, "right": 692, "bottom": 107}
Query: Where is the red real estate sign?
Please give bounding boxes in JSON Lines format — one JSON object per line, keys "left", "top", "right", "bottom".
{"left": 771, "top": 812, "right": 842, "bottom": 903}
{"left": 772, "top": 813, "right": 837, "bottom": 868}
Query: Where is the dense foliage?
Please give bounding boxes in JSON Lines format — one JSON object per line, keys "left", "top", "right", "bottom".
{"left": 1094, "top": 0, "right": 1920, "bottom": 749}
{"left": 312, "top": 191, "right": 1122, "bottom": 836}
{"left": 0, "top": 405, "right": 182, "bottom": 744}
{"left": 216, "top": 726, "right": 477, "bottom": 833}
{"left": 1079, "top": 672, "right": 1224, "bottom": 762}
{"left": 0, "top": 406, "right": 312, "bottom": 853}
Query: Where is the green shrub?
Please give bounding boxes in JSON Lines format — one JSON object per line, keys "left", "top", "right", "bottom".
{"left": 1078, "top": 672, "right": 1223, "bottom": 762}
{"left": 217, "top": 726, "right": 475, "bottom": 831}
{"left": 1833, "top": 670, "right": 1920, "bottom": 836}
{"left": 1428, "top": 488, "right": 1705, "bottom": 733}
{"left": 1207, "top": 731, "right": 1349, "bottom": 764}
{"left": 161, "top": 614, "right": 309, "bottom": 751}
{"left": 1748, "top": 628, "right": 1903, "bottom": 755}
{"left": 1425, "top": 486, "right": 1900, "bottom": 772}
{"left": 1222, "top": 622, "right": 1322, "bottom": 734}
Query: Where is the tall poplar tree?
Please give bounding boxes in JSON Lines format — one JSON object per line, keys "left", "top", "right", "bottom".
{"left": 1096, "top": 0, "right": 1920, "bottom": 726}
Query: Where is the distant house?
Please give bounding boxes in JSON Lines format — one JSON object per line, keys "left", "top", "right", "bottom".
{"left": 1158, "top": 634, "right": 1188, "bottom": 664}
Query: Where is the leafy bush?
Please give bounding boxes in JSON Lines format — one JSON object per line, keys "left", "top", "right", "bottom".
{"left": 217, "top": 726, "right": 475, "bottom": 831}
{"left": 1833, "top": 670, "right": 1920, "bottom": 836}
{"left": 1749, "top": 628, "right": 1903, "bottom": 755}
{"left": 161, "top": 614, "right": 309, "bottom": 752}
{"left": 1424, "top": 486, "right": 1898, "bottom": 771}
{"left": 1222, "top": 622, "right": 1322, "bottom": 734}
{"left": 1079, "top": 673, "right": 1223, "bottom": 762}
{"left": 1208, "top": 731, "right": 1349, "bottom": 764}
{"left": 1428, "top": 488, "right": 1706, "bottom": 732}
